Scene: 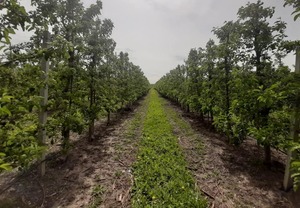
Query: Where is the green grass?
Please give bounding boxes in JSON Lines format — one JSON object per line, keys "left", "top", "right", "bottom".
{"left": 88, "top": 185, "right": 105, "bottom": 208}
{"left": 162, "top": 100, "right": 193, "bottom": 136}
{"left": 163, "top": 100, "right": 205, "bottom": 155}
{"left": 125, "top": 95, "right": 150, "bottom": 140}
{"left": 126, "top": 111, "right": 142, "bottom": 139}
{"left": 131, "top": 89, "right": 207, "bottom": 208}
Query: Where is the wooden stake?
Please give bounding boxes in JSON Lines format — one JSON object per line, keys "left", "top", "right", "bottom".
{"left": 283, "top": 47, "right": 300, "bottom": 191}
{"left": 38, "top": 31, "right": 50, "bottom": 177}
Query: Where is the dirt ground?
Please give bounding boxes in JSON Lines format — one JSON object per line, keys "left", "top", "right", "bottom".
{"left": 164, "top": 100, "right": 300, "bottom": 208}
{"left": 1, "top": 94, "right": 300, "bottom": 208}
{"left": 0, "top": 97, "right": 148, "bottom": 208}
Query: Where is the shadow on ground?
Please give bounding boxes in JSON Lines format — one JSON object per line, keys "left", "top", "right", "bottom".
{"left": 167, "top": 100, "right": 299, "bottom": 208}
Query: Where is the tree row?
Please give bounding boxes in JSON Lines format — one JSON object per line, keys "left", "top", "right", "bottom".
{"left": 156, "top": 0, "right": 300, "bottom": 188}
{"left": 0, "top": 0, "right": 150, "bottom": 171}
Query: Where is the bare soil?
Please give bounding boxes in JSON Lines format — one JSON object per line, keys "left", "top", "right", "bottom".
{"left": 164, "top": 100, "right": 300, "bottom": 208}
{"left": 0, "top": 97, "right": 147, "bottom": 208}
{"left": 1, "top": 94, "right": 300, "bottom": 208}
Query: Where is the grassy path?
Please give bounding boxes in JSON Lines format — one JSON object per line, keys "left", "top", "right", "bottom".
{"left": 88, "top": 94, "right": 150, "bottom": 208}
{"left": 131, "top": 89, "right": 207, "bottom": 208}
{"left": 0, "top": 90, "right": 207, "bottom": 208}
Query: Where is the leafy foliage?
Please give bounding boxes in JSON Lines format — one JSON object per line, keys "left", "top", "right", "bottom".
{"left": 156, "top": 0, "right": 299, "bottom": 187}
{"left": 0, "top": 0, "right": 29, "bottom": 44}
{"left": 0, "top": 0, "right": 149, "bottom": 171}
{"left": 284, "top": 0, "right": 300, "bottom": 20}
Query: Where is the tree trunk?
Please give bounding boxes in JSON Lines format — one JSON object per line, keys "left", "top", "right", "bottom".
{"left": 88, "top": 80, "right": 94, "bottom": 141}
{"left": 88, "top": 119, "right": 94, "bottom": 142}
{"left": 264, "top": 144, "right": 272, "bottom": 168}
{"left": 61, "top": 77, "right": 72, "bottom": 152}
{"left": 284, "top": 47, "right": 300, "bottom": 190}
{"left": 200, "top": 112, "right": 204, "bottom": 122}
{"left": 210, "top": 109, "right": 214, "bottom": 122}
{"left": 62, "top": 126, "right": 70, "bottom": 152}
{"left": 255, "top": 49, "right": 262, "bottom": 79}
{"left": 61, "top": 76, "right": 73, "bottom": 150}
{"left": 107, "top": 111, "right": 111, "bottom": 126}
{"left": 38, "top": 30, "right": 50, "bottom": 177}
{"left": 224, "top": 55, "right": 231, "bottom": 141}
{"left": 61, "top": 38, "right": 75, "bottom": 150}
{"left": 208, "top": 65, "right": 213, "bottom": 123}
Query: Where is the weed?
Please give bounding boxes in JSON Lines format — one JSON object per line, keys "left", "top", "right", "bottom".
{"left": 115, "top": 170, "right": 123, "bottom": 179}
{"left": 163, "top": 99, "right": 206, "bottom": 156}
{"left": 196, "top": 139, "right": 205, "bottom": 153}
{"left": 211, "top": 170, "right": 220, "bottom": 178}
{"left": 88, "top": 185, "right": 105, "bottom": 208}
{"left": 125, "top": 96, "right": 149, "bottom": 140}
{"left": 131, "top": 89, "right": 207, "bottom": 208}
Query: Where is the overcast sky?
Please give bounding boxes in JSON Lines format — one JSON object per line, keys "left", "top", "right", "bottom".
{"left": 13, "top": 0, "right": 300, "bottom": 83}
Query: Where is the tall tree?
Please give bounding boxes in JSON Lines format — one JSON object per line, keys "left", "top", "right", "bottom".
{"left": 237, "top": 0, "right": 287, "bottom": 165}
{"left": 82, "top": 1, "right": 115, "bottom": 140}
{"left": 42, "top": 0, "right": 86, "bottom": 151}
{"left": 0, "top": 0, "right": 44, "bottom": 170}
{"left": 185, "top": 48, "right": 202, "bottom": 113}
{"left": 0, "top": 0, "right": 150, "bottom": 173}
{"left": 213, "top": 21, "right": 240, "bottom": 141}
{"left": 203, "top": 39, "right": 217, "bottom": 121}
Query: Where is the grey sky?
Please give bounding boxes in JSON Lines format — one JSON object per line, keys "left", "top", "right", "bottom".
{"left": 12, "top": 0, "right": 300, "bottom": 83}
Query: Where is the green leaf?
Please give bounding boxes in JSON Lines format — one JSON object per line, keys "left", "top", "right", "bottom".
{"left": 3, "top": 30, "right": 10, "bottom": 44}
{"left": 0, "top": 106, "right": 11, "bottom": 116}
{"left": 7, "top": 28, "right": 15, "bottom": 34}
{"left": 292, "top": 161, "right": 300, "bottom": 167}
{"left": 291, "top": 172, "right": 300, "bottom": 178}
{"left": 291, "top": 145, "right": 300, "bottom": 152}
{"left": 0, "top": 95, "right": 13, "bottom": 103}
{"left": 0, "top": 163, "right": 12, "bottom": 171}
{"left": 294, "top": 13, "right": 300, "bottom": 21}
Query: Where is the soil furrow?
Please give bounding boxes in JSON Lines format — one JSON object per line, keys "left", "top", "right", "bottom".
{"left": 162, "top": 95, "right": 295, "bottom": 208}
{"left": 0, "top": 96, "right": 149, "bottom": 208}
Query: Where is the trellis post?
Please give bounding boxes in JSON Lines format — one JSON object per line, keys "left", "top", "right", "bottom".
{"left": 283, "top": 47, "right": 300, "bottom": 191}
{"left": 38, "top": 30, "right": 50, "bottom": 176}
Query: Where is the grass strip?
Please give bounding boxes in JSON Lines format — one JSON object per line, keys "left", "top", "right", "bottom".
{"left": 125, "top": 94, "right": 150, "bottom": 140}
{"left": 163, "top": 101, "right": 205, "bottom": 154}
{"left": 131, "top": 89, "right": 207, "bottom": 208}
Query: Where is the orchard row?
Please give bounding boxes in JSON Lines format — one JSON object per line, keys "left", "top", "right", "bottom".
{"left": 156, "top": 0, "right": 300, "bottom": 189}
{"left": 0, "top": 0, "right": 150, "bottom": 170}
